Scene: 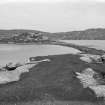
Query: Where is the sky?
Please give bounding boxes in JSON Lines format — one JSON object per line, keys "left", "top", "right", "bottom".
{"left": 0, "top": 0, "right": 105, "bottom": 32}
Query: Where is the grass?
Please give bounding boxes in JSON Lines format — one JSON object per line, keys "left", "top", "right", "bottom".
{"left": 0, "top": 43, "right": 105, "bottom": 104}
{"left": 0, "top": 100, "right": 104, "bottom": 105}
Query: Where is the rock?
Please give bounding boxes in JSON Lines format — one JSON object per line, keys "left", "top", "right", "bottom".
{"left": 80, "top": 54, "right": 101, "bottom": 63}
{"left": 0, "top": 64, "right": 36, "bottom": 84}
{"left": 76, "top": 68, "right": 105, "bottom": 98}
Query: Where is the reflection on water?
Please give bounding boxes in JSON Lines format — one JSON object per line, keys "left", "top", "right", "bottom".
{"left": 0, "top": 44, "right": 81, "bottom": 66}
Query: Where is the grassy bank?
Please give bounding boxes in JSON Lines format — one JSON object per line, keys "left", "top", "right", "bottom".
{"left": 0, "top": 54, "right": 105, "bottom": 104}
{"left": 0, "top": 43, "right": 105, "bottom": 105}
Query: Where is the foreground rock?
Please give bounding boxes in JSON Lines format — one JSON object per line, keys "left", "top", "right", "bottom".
{"left": 79, "top": 54, "right": 101, "bottom": 63}
{"left": 0, "top": 64, "right": 36, "bottom": 84}
{"left": 76, "top": 68, "right": 105, "bottom": 99}
{"left": 0, "top": 59, "right": 50, "bottom": 84}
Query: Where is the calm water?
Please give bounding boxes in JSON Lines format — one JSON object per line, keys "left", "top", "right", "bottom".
{"left": 0, "top": 44, "right": 81, "bottom": 66}
{"left": 60, "top": 40, "right": 105, "bottom": 50}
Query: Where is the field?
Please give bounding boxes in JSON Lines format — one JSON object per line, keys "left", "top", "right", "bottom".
{"left": 0, "top": 43, "right": 105, "bottom": 105}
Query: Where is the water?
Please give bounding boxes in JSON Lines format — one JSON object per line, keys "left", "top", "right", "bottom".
{"left": 60, "top": 40, "right": 105, "bottom": 50}
{"left": 0, "top": 44, "right": 81, "bottom": 66}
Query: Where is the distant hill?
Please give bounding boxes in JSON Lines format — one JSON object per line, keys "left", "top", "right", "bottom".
{"left": 53, "top": 28, "right": 105, "bottom": 40}
{"left": 0, "top": 28, "right": 105, "bottom": 43}
{"left": 0, "top": 29, "right": 52, "bottom": 43}
{"left": 0, "top": 29, "right": 49, "bottom": 38}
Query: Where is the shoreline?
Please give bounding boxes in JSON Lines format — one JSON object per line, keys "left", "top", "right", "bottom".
{"left": 50, "top": 41, "right": 105, "bottom": 55}
{"left": 0, "top": 40, "right": 104, "bottom": 54}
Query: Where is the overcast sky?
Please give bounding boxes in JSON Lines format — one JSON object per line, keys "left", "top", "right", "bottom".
{"left": 0, "top": 0, "right": 105, "bottom": 32}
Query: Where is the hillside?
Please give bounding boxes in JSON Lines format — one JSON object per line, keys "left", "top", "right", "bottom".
{"left": 0, "top": 28, "right": 105, "bottom": 43}
{"left": 0, "top": 30, "right": 51, "bottom": 43}
{"left": 0, "top": 29, "right": 48, "bottom": 38}
{"left": 53, "top": 28, "right": 105, "bottom": 40}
